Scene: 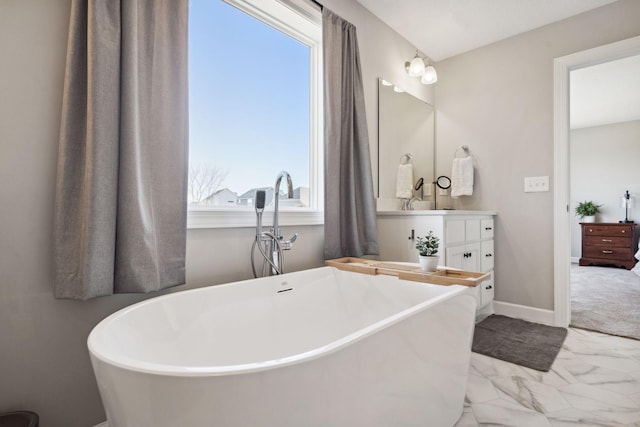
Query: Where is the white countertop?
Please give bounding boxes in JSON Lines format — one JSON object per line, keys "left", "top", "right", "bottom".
{"left": 376, "top": 210, "right": 497, "bottom": 216}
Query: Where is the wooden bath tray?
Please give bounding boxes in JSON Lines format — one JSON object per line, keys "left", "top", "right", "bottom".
{"left": 325, "top": 257, "right": 489, "bottom": 287}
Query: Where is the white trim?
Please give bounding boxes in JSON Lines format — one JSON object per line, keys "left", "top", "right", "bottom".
{"left": 493, "top": 301, "right": 555, "bottom": 326}
{"left": 188, "top": 209, "right": 323, "bottom": 229}
{"left": 570, "top": 257, "right": 579, "bottom": 264}
{"left": 553, "top": 35, "right": 640, "bottom": 327}
{"left": 190, "top": 0, "right": 323, "bottom": 227}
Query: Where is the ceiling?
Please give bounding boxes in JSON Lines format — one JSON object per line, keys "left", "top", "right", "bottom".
{"left": 570, "top": 54, "right": 640, "bottom": 129}
{"left": 354, "top": 0, "right": 618, "bottom": 61}
{"left": 355, "top": 0, "right": 638, "bottom": 129}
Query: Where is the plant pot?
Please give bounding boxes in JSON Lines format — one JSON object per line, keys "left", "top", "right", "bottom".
{"left": 418, "top": 255, "right": 439, "bottom": 272}
{"left": 582, "top": 215, "right": 596, "bottom": 223}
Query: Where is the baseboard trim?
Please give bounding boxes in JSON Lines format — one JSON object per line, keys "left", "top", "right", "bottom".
{"left": 493, "top": 301, "right": 555, "bottom": 326}
{"left": 570, "top": 257, "right": 579, "bottom": 264}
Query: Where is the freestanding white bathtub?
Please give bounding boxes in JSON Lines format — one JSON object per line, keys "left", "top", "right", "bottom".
{"left": 88, "top": 266, "right": 476, "bottom": 427}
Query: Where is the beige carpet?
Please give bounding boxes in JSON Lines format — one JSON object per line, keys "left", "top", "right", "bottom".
{"left": 571, "top": 264, "right": 640, "bottom": 340}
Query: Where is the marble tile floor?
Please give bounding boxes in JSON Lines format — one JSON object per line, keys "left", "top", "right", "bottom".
{"left": 455, "top": 327, "right": 640, "bottom": 426}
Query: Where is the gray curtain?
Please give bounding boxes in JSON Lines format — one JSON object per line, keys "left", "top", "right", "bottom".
{"left": 322, "top": 9, "right": 379, "bottom": 260}
{"left": 53, "top": 0, "right": 189, "bottom": 300}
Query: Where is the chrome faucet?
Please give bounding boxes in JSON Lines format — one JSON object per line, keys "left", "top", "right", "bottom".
{"left": 269, "top": 171, "right": 297, "bottom": 273}
{"left": 273, "top": 171, "right": 294, "bottom": 240}
{"left": 402, "top": 196, "right": 421, "bottom": 211}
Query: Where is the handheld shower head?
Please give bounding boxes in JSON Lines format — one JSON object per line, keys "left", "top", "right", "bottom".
{"left": 255, "top": 189, "right": 266, "bottom": 213}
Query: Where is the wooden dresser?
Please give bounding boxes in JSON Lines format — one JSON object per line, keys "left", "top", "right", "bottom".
{"left": 579, "top": 222, "right": 637, "bottom": 269}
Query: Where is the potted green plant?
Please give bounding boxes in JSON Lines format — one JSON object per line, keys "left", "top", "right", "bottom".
{"left": 415, "top": 231, "right": 440, "bottom": 272}
{"left": 575, "top": 201, "right": 602, "bottom": 223}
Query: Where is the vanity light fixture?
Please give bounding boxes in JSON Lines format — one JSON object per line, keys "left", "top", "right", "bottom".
{"left": 404, "top": 50, "right": 437, "bottom": 85}
{"left": 421, "top": 61, "right": 438, "bottom": 84}
{"left": 619, "top": 190, "right": 634, "bottom": 223}
{"left": 405, "top": 51, "right": 426, "bottom": 77}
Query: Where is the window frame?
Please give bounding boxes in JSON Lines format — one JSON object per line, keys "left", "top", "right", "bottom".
{"left": 187, "top": 0, "right": 323, "bottom": 229}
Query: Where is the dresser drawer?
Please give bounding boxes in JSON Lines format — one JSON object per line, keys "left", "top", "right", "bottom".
{"left": 582, "top": 225, "right": 633, "bottom": 237}
{"left": 583, "top": 235, "right": 632, "bottom": 247}
{"left": 583, "top": 246, "right": 633, "bottom": 260}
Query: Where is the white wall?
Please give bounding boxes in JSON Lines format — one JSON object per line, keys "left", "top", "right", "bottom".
{"left": 0, "top": 1, "right": 428, "bottom": 426}
{"left": 435, "top": 0, "right": 640, "bottom": 310}
{"left": 570, "top": 120, "right": 640, "bottom": 257}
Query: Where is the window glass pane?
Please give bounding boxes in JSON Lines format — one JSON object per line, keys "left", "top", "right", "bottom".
{"left": 189, "top": 0, "right": 311, "bottom": 208}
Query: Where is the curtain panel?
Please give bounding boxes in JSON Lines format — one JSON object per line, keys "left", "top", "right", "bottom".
{"left": 322, "top": 8, "right": 379, "bottom": 260}
{"left": 53, "top": 0, "right": 189, "bottom": 300}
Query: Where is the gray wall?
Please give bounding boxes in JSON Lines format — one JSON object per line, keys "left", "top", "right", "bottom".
{"left": 435, "top": 0, "right": 640, "bottom": 310}
{"left": 570, "top": 120, "right": 640, "bottom": 258}
{"left": 0, "top": 1, "right": 428, "bottom": 426}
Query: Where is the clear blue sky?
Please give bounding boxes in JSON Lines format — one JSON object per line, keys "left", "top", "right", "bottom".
{"left": 189, "top": 0, "right": 310, "bottom": 194}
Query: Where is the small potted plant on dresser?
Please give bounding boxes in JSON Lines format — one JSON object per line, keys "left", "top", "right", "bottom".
{"left": 415, "top": 231, "right": 439, "bottom": 272}
{"left": 575, "top": 201, "right": 602, "bottom": 223}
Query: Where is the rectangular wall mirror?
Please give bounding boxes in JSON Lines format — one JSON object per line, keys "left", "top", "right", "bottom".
{"left": 377, "top": 78, "right": 435, "bottom": 203}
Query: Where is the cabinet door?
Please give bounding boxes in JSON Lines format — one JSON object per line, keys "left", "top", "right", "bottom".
{"left": 481, "top": 219, "right": 494, "bottom": 239}
{"left": 466, "top": 242, "right": 481, "bottom": 271}
{"left": 445, "top": 244, "right": 466, "bottom": 270}
{"left": 446, "top": 243, "right": 479, "bottom": 271}
{"left": 481, "top": 240, "right": 494, "bottom": 273}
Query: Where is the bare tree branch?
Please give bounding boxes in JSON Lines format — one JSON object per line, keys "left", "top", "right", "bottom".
{"left": 188, "top": 165, "right": 229, "bottom": 204}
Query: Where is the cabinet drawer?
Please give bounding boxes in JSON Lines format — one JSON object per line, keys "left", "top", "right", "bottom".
{"left": 583, "top": 235, "right": 631, "bottom": 247}
{"left": 481, "top": 219, "right": 494, "bottom": 239}
{"left": 582, "top": 225, "right": 633, "bottom": 237}
{"left": 583, "top": 246, "right": 633, "bottom": 260}
{"left": 480, "top": 240, "right": 494, "bottom": 273}
{"left": 481, "top": 276, "right": 494, "bottom": 307}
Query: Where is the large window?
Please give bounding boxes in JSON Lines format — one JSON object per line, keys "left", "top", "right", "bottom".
{"left": 188, "top": 0, "right": 322, "bottom": 228}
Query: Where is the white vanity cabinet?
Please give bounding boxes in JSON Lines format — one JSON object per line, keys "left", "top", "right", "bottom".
{"left": 377, "top": 210, "right": 496, "bottom": 313}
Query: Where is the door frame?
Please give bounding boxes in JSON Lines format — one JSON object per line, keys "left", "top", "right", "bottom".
{"left": 553, "top": 35, "right": 640, "bottom": 327}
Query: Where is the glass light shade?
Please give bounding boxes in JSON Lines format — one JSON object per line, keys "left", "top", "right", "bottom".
{"left": 407, "top": 56, "right": 425, "bottom": 77}
{"left": 620, "top": 196, "right": 635, "bottom": 208}
{"left": 421, "top": 66, "right": 438, "bottom": 84}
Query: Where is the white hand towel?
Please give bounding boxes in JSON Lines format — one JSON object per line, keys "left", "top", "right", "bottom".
{"left": 451, "top": 156, "right": 474, "bottom": 197}
{"left": 395, "top": 163, "right": 413, "bottom": 199}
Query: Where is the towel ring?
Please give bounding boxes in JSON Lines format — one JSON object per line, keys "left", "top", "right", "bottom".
{"left": 400, "top": 153, "right": 413, "bottom": 165}
{"left": 454, "top": 145, "right": 469, "bottom": 158}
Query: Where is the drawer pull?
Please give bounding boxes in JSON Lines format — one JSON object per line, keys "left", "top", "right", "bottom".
{"left": 485, "top": 253, "right": 493, "bottom": 257}
{"left": 622, "top": 230, "right": 626, "bottom": 234}
{"left": 408, "top": 229, "right": 415, "bottom": 240}
{"left": 602, "top": 239, "right": 613, "bottom": 242}
{"left": 602, "top": 250, "right": 614, "bottom": 254}
{"left": 485, "top": 227, "right": 492, "bottom": 231}
{"left": 485, "top": 285, "right": 493, "bottom": 290}
{"left": 588, "top": 229, "right": 593, "bottom": 232}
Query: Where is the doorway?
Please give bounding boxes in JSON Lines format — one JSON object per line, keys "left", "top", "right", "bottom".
{"left": 553, "top": 35, "right": 640, "bottom": 328}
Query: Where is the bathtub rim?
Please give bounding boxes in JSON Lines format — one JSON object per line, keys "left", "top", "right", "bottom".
{"left": 88, "top": 266, "right": 473, "bottom": 377}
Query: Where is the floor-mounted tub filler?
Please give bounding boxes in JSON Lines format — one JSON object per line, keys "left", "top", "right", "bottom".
{"left": 88, "top": 266, "right": 476, "bottom": 427}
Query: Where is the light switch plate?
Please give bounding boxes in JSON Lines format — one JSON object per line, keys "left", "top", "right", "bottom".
{"left": 524, "top": 176, "right": 549, "bottom": 192}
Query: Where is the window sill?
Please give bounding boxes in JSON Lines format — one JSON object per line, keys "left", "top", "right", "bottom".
{"left": 187, "top": 208, "right": 324, "bottom": 229}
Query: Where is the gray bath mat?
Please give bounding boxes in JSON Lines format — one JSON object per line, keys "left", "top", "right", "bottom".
{"left": 472, "top": 315, "right": 567, "bottom": 372}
